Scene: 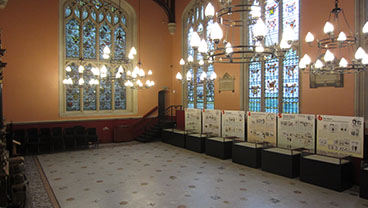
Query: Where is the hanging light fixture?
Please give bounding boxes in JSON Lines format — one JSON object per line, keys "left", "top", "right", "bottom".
{"left": 198, "top": 0, "right": 294, "bottom": 64}
{"left": 63, "top": 0, "right": 154, "bottom": 88}
{"left": 300, "top": 0, "right": 368, "bottom": 74}
{"left": 176, "top": 29, "right": 217, "bottom": 83}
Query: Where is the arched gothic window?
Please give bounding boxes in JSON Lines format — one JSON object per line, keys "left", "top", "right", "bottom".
{"left": 60, "top": 0, "right": 136, "bottom": 116}
{"left": 248, "top": 0, "right": 300, "bottom": 113}
{"left": 183, "top": 0, "right": 215, "bottom": 109}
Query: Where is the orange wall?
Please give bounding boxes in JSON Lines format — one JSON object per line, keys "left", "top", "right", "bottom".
{"left": 0, "top": 0, "right": 172, "bottom": 122}
{"left": 300, "top": 0, "right": 355, "bottom": 116}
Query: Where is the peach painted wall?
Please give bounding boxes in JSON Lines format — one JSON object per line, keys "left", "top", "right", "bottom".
{"left": 0, "top": 0, "right": 172, "bottom": 122}
{"left": 300, "top": 0, "right": 355, "bottom": 116}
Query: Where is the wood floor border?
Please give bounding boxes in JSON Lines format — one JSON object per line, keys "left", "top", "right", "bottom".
{"left": 33, "top": 155, "right": 60, "bottom": 208}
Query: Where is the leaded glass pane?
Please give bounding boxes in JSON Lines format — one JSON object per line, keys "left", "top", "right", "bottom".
{"left": 65, "top": 19, "right": 80, "bottom": 58}
{"left": 283, "top": 0, "right": 299, "bottom": 41}
{"left": 82, "top": 8, "right": 88, "bottom": 19}
{"left": 114, "top": 14, "right": 119, "bottom": 25}
{"left": 265, "top": 58, "right": 279, "bottom": 113}
{"left": 94, "top": 0, "right": 102, "bottom": 9}
{"left": 249, "top": 61, "right": 262, "bottom": 112}
{"left": 121, "top": 16, "right": 126, "bottom": 25}
{"left": 99, "top": 12, "right": 104, "bottom": 22}
{"left": 64, "top": 0, "right": 131, "bottom": 113}
{"left": 247, "top": 0, "right": 299, "bottom": 113}
{"left": 282, "top": 0, "right": 299, "bottom": 113}
{"left": 83, "top": 21, "right": 97, "bottom": 59}
{"left": 184, "top": 1, "right": 215, "bottom": 109}
{"left": 65, "top": 6, "right": 72, "bottom": 17}
{"left": 66, "top": 64, "right": 80, "bottom": 111}
{"left": 83, "top": 65, "right": 97, "bottom": 111}
{"left": 196, "top": 68, "right": 204, "bottom": 109}
{"left": 99, "top": 23, "right": 111, "bottom": 59}
{"left": 206, "top": 65, "right": 215, "bottom": 110}
{"left": 114, "top": 26, "right": 126, "bottom": 60}
{"left": 198, "top": 24, "right": 203, "bottom": 33}
{"left": 99, "top": 66, "right": 112, "bottom": 110}
{"left": 91, "top": 10, "right": 97, "bottom": 20}
{"left": 265, "top": 0, "right": 279, "bottom": 46}
{"left": 107, "top": 13, "right": 112, "bottom": 23}
{"left": 75, "top": 8, "right": 80, "bottom": 18}
{"left": 78, "top": 0, "right": 85, "bottom": 6}
{"left": 187, "top": 68, "right": 194, "bottom": 108}
{"left": 201, "top": 6, "right": 204, "bottom": 20}
{"left": 115, "top": 72, "right": 127, "bottom": 110}
{"left": 283, "top": 50, "right": 299, "bottom": 113}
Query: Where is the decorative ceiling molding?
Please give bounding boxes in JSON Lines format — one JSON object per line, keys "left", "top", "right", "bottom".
{"left": 0, "top": 0, "right": 8, "bottom": 9}
{"left": 152, "top": 0, "right": 175, "bottom": 23}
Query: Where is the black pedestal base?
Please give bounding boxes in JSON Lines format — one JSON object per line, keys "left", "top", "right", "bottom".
{"left": 232, "top": 142, "right": 262, "bottom": 168}
{"left": 205, "top": 137, "right": 232, "bottom": 160}
{"left": 300, "top": 154, "right": 353, "bottom": 192}
{"left": 261, "top": 148, "right": 300, "bottom": 178}
{"left": 360, "top": 168, "right": 368, "bottom": 199}
{"left": 161, "top": 129, "right": 186, "bottom": 148}
{"left": 185, "top": 134, "right": 206, "bottom": 153}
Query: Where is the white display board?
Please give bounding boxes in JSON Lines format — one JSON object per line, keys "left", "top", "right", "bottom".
{"left": 247, "top": 112, "right": 277, "bottom": 145}
{"left": 202, "top": 109, "right": 221, "bottom": 136}
{"left": 277, "top": 113, "right": 315, "bottom": 150}
{"left": 316, "top": 115, "right": 364, "bottom": 158}
{"left": 185, "top": 108, "right": 202, "bottom": 133}
{"left": 222, "top": 110, "right": 245, "bottom": 140}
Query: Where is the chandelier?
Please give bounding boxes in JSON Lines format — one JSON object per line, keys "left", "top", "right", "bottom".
{"left": 202, "top": 0, "right": 295, "bottom": 64}
{"left": 299, "top": 0, "right": 368, "bottom": 74}
{"left": 176, "top": 31, "right": 217, "bottom": 82}
{"left": 63, "top": 0, "right": 154, "bottom": 89}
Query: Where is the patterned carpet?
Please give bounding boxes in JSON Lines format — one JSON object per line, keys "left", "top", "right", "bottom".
{"left": 24, "top": 156, "right": 54, "bottom": 208}
{"left": 25, "top": 141, "right": 368, "bottom": 208}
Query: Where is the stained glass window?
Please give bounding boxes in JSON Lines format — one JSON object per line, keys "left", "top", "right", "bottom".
{"left": 183, "top": 0, "right": 215, "bottom": 110}
{"left": 63, "top": 0, "right": 133, "bottom": 114}
{"left": 248, "top": 0, "right": 299, "bottom": 114}
{"left": 249, "top": 61, "right": 262, "bottom": 112}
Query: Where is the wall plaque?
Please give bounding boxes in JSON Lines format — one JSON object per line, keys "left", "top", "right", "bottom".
{"left": 310, "top": 73, "right": 344, "bottom": 88}
{"left": 219, "top": 72, "right": 235, "bottom": 93}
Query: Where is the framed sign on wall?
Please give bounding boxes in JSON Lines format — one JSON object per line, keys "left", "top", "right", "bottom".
{"left": 310, "top": 73, "right": 344, "bottom": 88}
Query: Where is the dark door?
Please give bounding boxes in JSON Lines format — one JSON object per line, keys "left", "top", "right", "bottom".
{"left": 158, "top": 90, "right": 167, "bottom": 118}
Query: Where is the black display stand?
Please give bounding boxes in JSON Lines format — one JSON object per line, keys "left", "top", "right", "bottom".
{"left": 300, "top": 154, "right": 353, "bottom": 192}
{"left": 360, "top": 161, "right": 368, "bottom": 199}
{"left": 161, "top": 129, "right": 186, "bottom": 148}
{"left": 261, "top": 147, "right": 301, "bottom": 178}
{"left": 185, "top": 133, "right": 207, "bottom": 153}
{"left": 232, "top": 141, "right": 262, "bottom": 168}
{"left": 205, "top": 137, "right": 233, "bottom": 159}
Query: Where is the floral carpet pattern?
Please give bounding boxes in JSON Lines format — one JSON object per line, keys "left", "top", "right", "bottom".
{"left": 24, "top": 156, "right": 54, "bottom": 208}
{"left": 35, "top": 142, "right": 368, "bottom": 208}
